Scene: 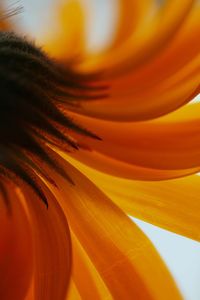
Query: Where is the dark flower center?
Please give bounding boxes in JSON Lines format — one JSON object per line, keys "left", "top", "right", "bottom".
{"left": 0, "top": 31, "right": 101, "bottom": 208}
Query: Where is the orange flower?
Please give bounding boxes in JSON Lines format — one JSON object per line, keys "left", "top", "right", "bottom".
{"left": 0, "top": 0, "right": 199, "bottom": 299}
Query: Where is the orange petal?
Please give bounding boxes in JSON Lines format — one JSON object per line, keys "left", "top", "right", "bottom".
{"left": 64, "top": 157, "right": 200, "bottom": 242}
{"left": 70, "top": 232, "right": 112, "bottom": 299}
{"left": 66, "top": 2, "right": 200, "bottom": 121}
{"left": 46, "top": 153, "right": 182, "bottom": 300}
{"left": 17, "top": 180, "right": 72, "bottom": 300}
{"left": 69, "top": 147, "right": 198, "bottom": 180}
{"left": 73, "top": 69, "right": 199, "bottom": 121}
{"left": 67, "top": 109, "right": 200, "bottom": 171}
{"left": 110, "top": 175, "right": 200, "bottom": 242}
{"left": 76, "top": 0, "right": 195, "bottom": 73}
{"left": 67, "top": 281, "right": 81, "bottom": 300}
{"left": 111, "top": 0, "right": 153, "bottom": 49}
{"left": 44, "top": 0, "right": 85, "bottom": 61}
{"left": 0, "top": 184, "right": 33, "bottom": 300}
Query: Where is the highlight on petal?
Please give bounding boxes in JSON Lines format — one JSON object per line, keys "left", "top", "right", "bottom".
{"left": 16, "top": 180, "right": 71, "bottom": 300}
{"left": 67, "top": 280, "right": 82, "bottom": 300}
{"left": 43, "top": 0, "right": 86, "bottom": 61}
{"left": 0, "top": 183, "right": 33, "bottom": 300}
{"left": 45, "top": 152, "right": 182, "bottom": 300}
{"left": 111, "top": 0, "right": 153, "bottom": 50}
{"left": 65, "top": 155, "right": 200, "bottom": 242}
{"left": 70, "top": 232, "right": 112, "bottom": 299}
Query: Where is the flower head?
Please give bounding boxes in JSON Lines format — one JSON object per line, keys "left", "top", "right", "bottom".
{"left": 0, "top": 0, "right": 200, "bottom": 299}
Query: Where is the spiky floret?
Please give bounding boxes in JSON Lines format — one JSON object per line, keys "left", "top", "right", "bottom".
{"left": 0, "top": 31, "right": 103, "bottom": 208}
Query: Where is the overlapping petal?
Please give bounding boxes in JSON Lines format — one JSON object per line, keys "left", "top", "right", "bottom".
{"left": 69, "top": 146, "right": 199, "bottom": 180}
{"left": 76, "top": 0, "right": 196, "bottom": 72}
{"left": 0, "top": 0, "right": 200, "bottom": 299}
{"left": 66, "top": 104, "right": 200, "bottom": 178}
{"left": 17, "top": 181, "right": 71, "bottom": 300}
{"left": 67, "top": 281, "right": 81, "bottom": 300}
{"left": 44, "top": 153, "right": 182, "bottom": 300}
{"left": 70, "top": 232, "right": 112, "bottom": 299}
{"left": 65, "top": 155, "right": 200, "bottom": 242}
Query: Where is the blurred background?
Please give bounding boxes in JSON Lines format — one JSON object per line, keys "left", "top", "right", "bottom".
{"left": 3, "top": 1, "right": 200, "bottom": 299}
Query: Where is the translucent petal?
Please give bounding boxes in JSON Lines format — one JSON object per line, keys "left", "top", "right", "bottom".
{"left": 67, "top": 2, "right": 200, "bottom": 121}
{"left": 46, "top": 154, "right": 182, "bottom": 300}
{"left": 44, "top": 0, "right": 85, "bottom": 60}
{"left": 76, "top": 0, "right": 196, "bottom": 73}
{"left": 65, "top": 157, "right": 200, "bottom": 242}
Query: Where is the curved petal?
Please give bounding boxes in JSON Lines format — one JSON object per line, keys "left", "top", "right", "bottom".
{"left": 17, "top": 180, "right": 72, "bottom": 300}
{"left": 110, "top": 0, "right": 153, "bottom": 49}
{"left": 67, "top": 2, "right": 200, "bottom": 121}
{"left": 109, "top": 175, "right": 200, "bottom": 242}
{"left": 67, "top": 109, "right": 200, "bottom": 171}
{"left": 64, "top": 157, "right": 200, "bottom": 242}
{"left": 76, "top": 0, "right": 195, "bottom": 73}
{"left": 69, "top": 147, "right": 199, "bottom": 180}
{"left": 39, "top": 1, "right": 200, "bottom": 122}
{"left": 70, "top": 232, "right": 112, "bottom": 299}
{"left": 46, "top": 153, "right": 182, "bottom": 300}
{"left": 43, "top": 0, "right": 86, "bottom": 61}
{"left": 69, "top": 77, "right": 199, "bottom": 121}
{"left": 0, "top": 184, "right": 33, "bottom": 300}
